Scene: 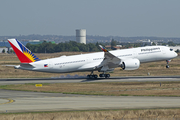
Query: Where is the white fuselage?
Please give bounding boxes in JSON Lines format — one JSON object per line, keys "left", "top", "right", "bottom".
{"left": 16, "top": 46, "right": 177, "bottom": 73}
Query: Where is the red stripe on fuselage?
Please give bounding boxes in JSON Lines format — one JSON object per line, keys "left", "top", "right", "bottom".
{"left": 8, "top": 41, "right": 33, "bottom": 63}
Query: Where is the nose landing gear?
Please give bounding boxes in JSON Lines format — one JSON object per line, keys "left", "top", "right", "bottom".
{"left": 166, "top": 60, "right": 171, "bottom": 68}
{"left": 87, "top": 71, "right": 111, "bottom": 79}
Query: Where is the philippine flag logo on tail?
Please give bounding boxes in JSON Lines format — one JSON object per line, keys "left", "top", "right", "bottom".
{"left": 8, "top": 39, "right": 41, "bottom": 63}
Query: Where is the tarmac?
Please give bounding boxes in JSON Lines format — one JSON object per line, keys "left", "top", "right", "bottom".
{"left": 0, "top": 76, "right": 180, "bottom": 113}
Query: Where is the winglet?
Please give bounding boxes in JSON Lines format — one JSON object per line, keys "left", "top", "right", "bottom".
{"left": 8, "top": 39, "right": 40, "bottom": 63}
{"left": 99, "top": 45, "right": 109, "bottom": 52}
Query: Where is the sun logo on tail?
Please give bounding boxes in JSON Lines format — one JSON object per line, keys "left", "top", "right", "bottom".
{"left": 23, "top": 50, "right": 37, "bottom": 62}
{"left": 17, "top": 40, "right": 41, "bottom": 62}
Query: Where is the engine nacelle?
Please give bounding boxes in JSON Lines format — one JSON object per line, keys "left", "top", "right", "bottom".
{"left": 121, "top": 58, "right": 140, "bottom": 70}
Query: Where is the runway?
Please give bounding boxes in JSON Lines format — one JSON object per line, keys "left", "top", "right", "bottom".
{"left": 1, "top": 76, "right": 180, "bottom": 85}
{"left": 0, "top": 76, "right": 180, "bottom": 113}
{"left": 0, "top": 89, "right": 180, "bottom": 113}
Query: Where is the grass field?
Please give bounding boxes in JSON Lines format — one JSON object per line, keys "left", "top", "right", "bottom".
{"left": 0, "top": 109, "right": 180, "bottom": 120}
{"left": 0, "top": 52, "right": 180, "bottom": 78}
{"left": 1, "top": 81, "right": 180, "bottom": 97}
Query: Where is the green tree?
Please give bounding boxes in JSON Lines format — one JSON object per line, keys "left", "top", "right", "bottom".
{"left": 152, "top": 42, "right": 156, "bottom": 46}
{"left": 2, "top": 49, "right": 5, "bottom": 53}
{"left": 111, "top": 39, "right": 117, "bottom": 50}
{"left": 72, "top": 47, "right": 79, "bottom": 52}
{"left": 88, "top": 43, "right": 98, "bottom": 52}
{"left": 95, "top": 42, "right": 102, "bottom": 51}
{"left": 167, "top": 41, "right": 175, "bottom": 46}
{"left": 25, "top": 41, "right": 102, "bottom": 53}
{"left": 46, "top": 42, "right": 56, "bottom": 53}
{"left": 162, "top": 43, "right": 167, "bottom": 46}
{"left": 10, "top": 49, "right": 14, "bottom": 53}
{"left": 79, "top": 44, "right": 88, "bottom": 52}
{"left": 26, "top": 43, "right": 32, "bottom": 50}
{"left": 175, "top": 49, "right": 180, "bottom": 53}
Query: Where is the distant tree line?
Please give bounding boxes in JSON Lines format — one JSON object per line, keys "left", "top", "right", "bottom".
{"left": 26, "top": 41, "right": 103, "bottom": 53}
{"left": 25, "top": 39, "right": 180, "bottom": 53}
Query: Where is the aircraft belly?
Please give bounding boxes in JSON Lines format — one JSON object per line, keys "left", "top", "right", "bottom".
{"left": 51, "top": 63, "right": 84, "bottom": 73}
{"left": 78, "top": 61, "right": 100, "bottom": 71}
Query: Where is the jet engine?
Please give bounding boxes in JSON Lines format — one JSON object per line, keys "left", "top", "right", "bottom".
{"left": 121, "top": 58, "right": 140, "bottom": 70}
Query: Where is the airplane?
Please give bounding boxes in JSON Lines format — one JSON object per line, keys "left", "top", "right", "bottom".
{"left": 8, "top": 39, "right": 178, "bottom": 78}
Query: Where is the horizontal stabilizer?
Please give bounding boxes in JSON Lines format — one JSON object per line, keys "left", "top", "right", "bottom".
{"left": 20, "top": 63, "right": 35, "bottom": 68}
{"left": 1, "top": 65, "right": 17, "bottom": 67}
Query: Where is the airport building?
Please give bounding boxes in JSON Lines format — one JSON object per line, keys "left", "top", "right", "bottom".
{"left": 142, "top": 39, "right": 153, "bottom": 46}
{"left": 0, "top": 47, "right": 13, "bottom": 53}
{"left": 76, "top": 29, "right": 86, "bottom": 44}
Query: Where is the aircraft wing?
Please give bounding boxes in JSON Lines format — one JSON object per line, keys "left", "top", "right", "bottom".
{"left": 98, "top": 45, "right": 121, "bottom": 72}
{"left": 2, "top": 63, "right": 35, "bottom": 69}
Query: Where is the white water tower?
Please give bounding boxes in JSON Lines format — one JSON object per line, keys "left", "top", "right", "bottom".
{"left": 76, "top": 29, "right": 86, "bottom": 44}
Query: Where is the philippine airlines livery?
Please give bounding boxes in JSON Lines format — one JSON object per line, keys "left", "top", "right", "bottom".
{"left": 8, "top": 39, "right": 177, "bottom": 78}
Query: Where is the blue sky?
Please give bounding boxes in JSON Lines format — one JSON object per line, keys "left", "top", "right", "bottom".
{"left": 0, "top": 0, "right": 180, "bottom": 37}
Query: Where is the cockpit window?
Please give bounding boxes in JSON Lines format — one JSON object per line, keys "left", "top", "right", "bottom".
{"left": 170, "top": 48, "right": 173, "bottom": 51}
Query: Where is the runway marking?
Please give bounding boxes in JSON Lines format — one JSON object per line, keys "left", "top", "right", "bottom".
{"left": 0, "top": 98, "right": 15, "bottom": 105}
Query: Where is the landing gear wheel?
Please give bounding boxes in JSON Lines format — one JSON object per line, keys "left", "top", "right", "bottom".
{"left": 166, "top": 65, "right": 169, "bottom": 68}
{"left": 99, "top": 74, "right": 110, "bottom": 78}
{"left": 87, "top": 75, "right": 98, "bottom": 79}
{"left": 87, "top": 75, "right": 90, "bottom": 78}
{"left": 99, "top": 74, "right": 105, "bottom": 78}
{"left": 166, "top": 60, "right": 170, "bottom": 69}
{"left": 105, "top": 74, "right": 110, "bottom": 78}
{"left": 93, "top": 75, "right": 98, "bottom": 79}
{"left": 87, "top": 71, "right": 98, "bottom": 79}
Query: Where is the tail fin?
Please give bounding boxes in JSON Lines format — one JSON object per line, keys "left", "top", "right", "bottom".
{"left": 8, "top": 39, "right": 40, "bottom": 63}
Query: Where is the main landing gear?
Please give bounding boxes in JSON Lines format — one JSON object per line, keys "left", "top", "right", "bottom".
{"left": 87, "top": 72, "right": 110, "bottom": 79}
{"left": 87, "top": 74, "right": 98, "bottom": 79}
{"left": 166, "top": 60, "right": 171, "bottom": 68}
{"left": 87, "top": 71, "right": 98, "bottom": 79}
{"left": 99, "top": 72, "right": 110, "bottom": 78}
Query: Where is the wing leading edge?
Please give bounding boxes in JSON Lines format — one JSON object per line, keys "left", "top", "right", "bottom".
{"left": 98, "top": 45, "right": 121, "bottom": 72}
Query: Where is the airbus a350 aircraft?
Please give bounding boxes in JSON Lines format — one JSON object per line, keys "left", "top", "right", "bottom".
{"left": 8, "top": 39, "right": 177, "bottom": 78}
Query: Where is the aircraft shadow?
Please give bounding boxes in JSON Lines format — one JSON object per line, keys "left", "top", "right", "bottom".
{"left": 1, "top": 76, "right": 180, "bottom": 82}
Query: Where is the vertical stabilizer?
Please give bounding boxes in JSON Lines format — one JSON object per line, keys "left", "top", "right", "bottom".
{"left": 8, "top": 39, "right": 40, "bottom": 63}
